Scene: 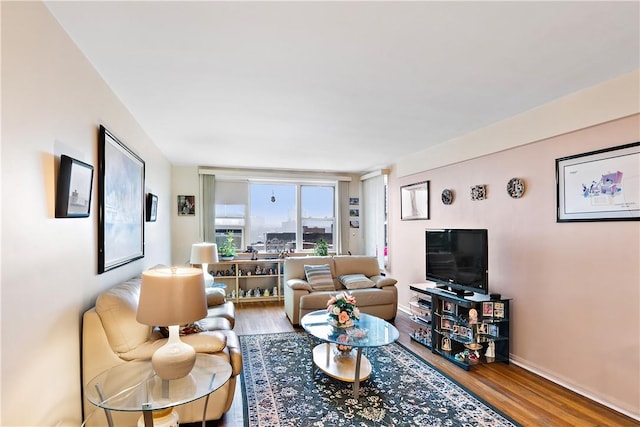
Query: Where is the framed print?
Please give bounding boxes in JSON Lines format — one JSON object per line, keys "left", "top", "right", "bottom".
{"left": 442, "top": 300, "right": 456, "bottom": 315}
{"left": 556, "top": 142, "right": 640, "bottom": 222}
{"left": 349, "top": 197, "right": 359, "bottom": 205}
{"left": 401, "top": 181, "right": 430, "bottom": 220}
{"left": 146, "top": 193, "right": 158, "bottom": 222}
{"left": 493, "top": 302, "right": 505, "bottom": 319}
{"left": 349, "top": 220, "right": 360, "bottom": 228}
{"left": 98, "top": 125, "right": 145, "bottom": 273}
{"left": 482, "top": 302, "right": 494, "bottom": 318}
{"left": 55, "top": 154, "right": 93, "bottom": 218}
{"left": 440, "top": 318, "right": 452, "bottom": 331}
{"left": 349, "top": 209, "right": 359, "bottom": 217}
{"left": 477, "top": 323, "right": 487, "bottom": 334}
{"left": 178, "top": 195, "right": 195, "bottom": 215}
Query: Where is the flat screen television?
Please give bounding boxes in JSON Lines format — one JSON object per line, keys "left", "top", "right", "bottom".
{"left": 425, "top": 228, "right": 488, "bottom": 296}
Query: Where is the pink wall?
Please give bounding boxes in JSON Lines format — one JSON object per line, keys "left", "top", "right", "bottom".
{"left": 388, "top": 114, "right": 640, "bottom": 418}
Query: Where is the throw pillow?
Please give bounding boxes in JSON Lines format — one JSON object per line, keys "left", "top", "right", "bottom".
{"left": 206, "top": 287, "right": 226, "bottom": 307}
{"left": 304, "top": 264, "right": 335, "bottom": 291}
{"left": 338, "top": 273, "right": 375, "bottom": 289}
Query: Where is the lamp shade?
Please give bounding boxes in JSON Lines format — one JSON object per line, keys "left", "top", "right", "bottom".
{"left": 136, "top": 267, "right": 207, "bottom": 327}
{"left": 190, "top": 242, "right": 219, "bottom": 265}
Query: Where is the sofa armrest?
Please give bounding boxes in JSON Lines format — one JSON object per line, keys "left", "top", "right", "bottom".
{"left": 286, "top": 278, "right": 313, "bottom": 291}
{"left": 220, "top": 330, "right": 243, "bottom": 377}
{"left": 371, "top": 275, "right": 398, "bottom": 288}
{"left": 117, "top": 331, "right": 228, "bottom": 361}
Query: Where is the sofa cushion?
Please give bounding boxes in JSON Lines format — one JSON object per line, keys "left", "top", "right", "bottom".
{"left": 338, "top": 274, "right": 375, "bottom": 289}
{"left": 371, "top": 275, "right": 398, "bottom": 288}
{"left": 95, "top": 278, "right": 150, "bottom": 354}
{"left": 206, "top": 287, "right": 226, "bottom": 306}
{"left": 304, "top": 264, "right": 335, "bottom": 291}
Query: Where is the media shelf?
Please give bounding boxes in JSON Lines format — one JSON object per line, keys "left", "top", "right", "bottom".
{"left": 408, "top": 284, "right": 434, "bottom": 349}
{"left": 410, "top": 284, "right": 510, "bottom": 370}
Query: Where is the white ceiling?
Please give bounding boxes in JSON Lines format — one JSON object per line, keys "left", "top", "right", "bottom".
{"left": 45, "top": 1, "right": 639, "bottom": 174}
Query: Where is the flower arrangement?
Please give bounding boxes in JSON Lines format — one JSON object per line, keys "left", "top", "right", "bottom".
{"left": 327, "top": 291, "right": 360, "bottom": 328}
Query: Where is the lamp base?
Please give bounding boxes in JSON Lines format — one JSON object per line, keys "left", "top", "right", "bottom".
{"left": 152, "top": 325, "right": 196, "bottom": 380}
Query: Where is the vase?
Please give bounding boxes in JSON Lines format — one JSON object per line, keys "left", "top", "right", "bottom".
{"left": 333, "top": 345, "right": 354, "bottom": 359}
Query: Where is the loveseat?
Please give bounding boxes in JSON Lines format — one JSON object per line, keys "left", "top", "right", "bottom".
{"left": 82, "top": 273, "right": 241, "bottom": 426}
{"left": 284, "top": 255, "right": 398, "bottom": 325}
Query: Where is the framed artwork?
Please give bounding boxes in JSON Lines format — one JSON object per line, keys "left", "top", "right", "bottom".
{"left": 440, "top": 318, "right": 452, "bottom": 331}
{"left": 442, "top": 300, "right": 456, "bottom": 315}
{"left": 556, "top": 142, "right": 639, "bottom": 222}
{"left": 178, "top": 195, "right": 195, "bottom": 215}
{"left": 146, "top": 193, "right": 158, "bottom": 222}
{"left": 349, "top": 209, "right": 359, "bottom": 217}
{"left": 493, "top": 302, "right": 505, "bottom": 319}
{"left": 98, "top": 125, "right": 145, "bottom": 273}
{"left": 349, "top": 197, "right": 359, "bottom": 205}
{"left": 482, "top": 302, "right": 494, "bottom": 318}
{"left": 349, "top": 220, "right": 360, "bottom": 228}
{"left": 401, "top": 181, "right": 430, "bottom": 220}
{"left": 55, "top": 154, "right": 93, "bottom": 218}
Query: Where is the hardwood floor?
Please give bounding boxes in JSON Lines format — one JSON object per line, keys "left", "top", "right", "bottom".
{"left": 215, "top": 302, "right": 637, "bottom": 426}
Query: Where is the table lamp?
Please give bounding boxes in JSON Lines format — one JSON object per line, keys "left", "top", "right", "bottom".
{"left": 136, "top": 267, "right": 208, "bottom": 380}
{"left": 190, "top": 242, "right": 219, "bottom": 287}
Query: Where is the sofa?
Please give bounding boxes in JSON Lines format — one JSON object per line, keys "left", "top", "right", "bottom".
{"left": 82, "top": 273, "right": 241, "bottom": 426}
{"left": 284, "top": 255, "right": 398, "bottom": 325}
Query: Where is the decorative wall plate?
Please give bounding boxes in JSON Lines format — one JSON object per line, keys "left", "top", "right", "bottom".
{"left": 507, "top": 178, "right": 525, "bottom": 198}
{"left": 471, "top": 185, "right": 486, "bottom": 201}
{"left": 441, "top": 189, "right": 454, "bottom": 205}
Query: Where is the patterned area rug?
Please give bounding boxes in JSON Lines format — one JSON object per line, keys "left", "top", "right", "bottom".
{"left": 240, "top": 332, "right": 520, "bottom": 427}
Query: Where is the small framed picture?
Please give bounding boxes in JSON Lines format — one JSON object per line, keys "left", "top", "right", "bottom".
{"left": 453, "top": 324, "right": 460, "bottom": 335}
{"left": 487, "top": 324, "right": 499, "bottom": 337}
{"left": 493, "top": 302, "right": 505, "bottom": 318}
{"left": 442, "top": 300, "right": 456, "bottom": 315}
{"left": 482, "top": 302, "right": 494, "bottom": 317}
{"left": 440, "top": 318, "right": 452, "bottom": 331}
{"left": 349, "top": 197, "right": 359, "bottom": 205}
{"left": 349, "top": 208, "right": 359, "bottom": 217}
{"left": 55, "top": 155, "right": 94, "bottom": 218}
{"left": 178, "top": 195, "right": 195, "bottom": 216}
{"left": 349, "top": 220, "right": 360, "bottom": 228}
{"left": 477, "top": 323, "right": 487, "bottom": 334}
{"left": 146, "top": 193, "right": 158, "bottom": 222}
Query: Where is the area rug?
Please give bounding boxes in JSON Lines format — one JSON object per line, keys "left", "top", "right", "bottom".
{"left": 240, "top": 331, "right": 520, "bottom": 427}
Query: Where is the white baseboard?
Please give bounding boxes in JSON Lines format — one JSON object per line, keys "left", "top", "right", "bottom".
{"left": 397, "top": 305, "right": 639, "bottom": 421}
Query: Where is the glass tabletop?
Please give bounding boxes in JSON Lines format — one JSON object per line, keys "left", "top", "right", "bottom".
{"left": 301, "top": 310, "right": 399, "bottom": 348}
{"left": 85, "top": 354, "right": 232, "bottom": 412}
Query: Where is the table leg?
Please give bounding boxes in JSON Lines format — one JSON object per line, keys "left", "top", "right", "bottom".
{"left": 94, "top": 383, "right": 114, "bottom": 427}
{"left": 353, "top": 348, "right": 363, "bottom": 399}
{"left": 141, "top": 403, "right": 154, "bottom": 427}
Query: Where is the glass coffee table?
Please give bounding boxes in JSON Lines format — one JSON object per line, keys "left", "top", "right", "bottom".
{"left": 85, "top": 353, "right": 232, "bottom": 427}
{"left": 300, "top": 310, "right": 399, "bottom": 399}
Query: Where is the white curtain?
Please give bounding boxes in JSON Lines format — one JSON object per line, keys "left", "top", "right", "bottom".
{"left": 202, "top": 174, "right": 216, "bottom": 243}
{"left": 337, "top": 181, "right": 350, "bottom": 254}
{"left": 362, "top": 174, "right": 386, "bottom": 269}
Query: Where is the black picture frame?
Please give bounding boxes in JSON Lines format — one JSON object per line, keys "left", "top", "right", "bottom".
{"left": 146, "top": 193, "right": 158, "bottom": 222}
{"left": 401, "top": 180, "right": 430, "bottom": 220}
{"left": 98, "top": 125, "right": 145, "bottom": 273}
{"left": 556, "top": 142, "right": 640, "bottom": 222}
{"left": 55, "top": 155, "right": 94, "bottom": 218}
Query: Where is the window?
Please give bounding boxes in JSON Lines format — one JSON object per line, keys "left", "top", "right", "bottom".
{"left": 213, "top": 180, "right": 336, "bottom": 253}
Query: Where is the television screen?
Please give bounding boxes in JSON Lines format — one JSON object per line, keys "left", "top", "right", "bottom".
{"left": 426, "top": 228, "right": 488, "bottom": 296}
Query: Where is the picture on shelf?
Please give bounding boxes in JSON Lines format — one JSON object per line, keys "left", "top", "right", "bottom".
{"left": 441, "top": 318, "right": 453, "bottom": 331}
{"left": 443, "top": 300, "right": 456, "bottom": 314}
{"left": 482, "top": 301, "right": 494, "bottom": 317}
{"left": 477, "top": 323, "right": 487, "bottom": 334}
{"left": 453, "top": 325, "right": 460, "bottom": 335}
{"left": 493, "top": 302, "right": 505, "bottom": 318}
{"left": 486, "top": 324, "right": 499, "bottom": 337}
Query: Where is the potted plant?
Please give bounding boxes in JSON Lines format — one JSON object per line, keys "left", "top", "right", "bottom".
{"left": 219, "top": 231, "right": 237, "bottom": 260}
{"left": 313, "top": 239, "right": 329, "bottom": 256}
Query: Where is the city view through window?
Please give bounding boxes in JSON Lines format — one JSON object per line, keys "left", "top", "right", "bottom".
{"left": 216, "top": 182, "right": 335, "bottom": 253}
